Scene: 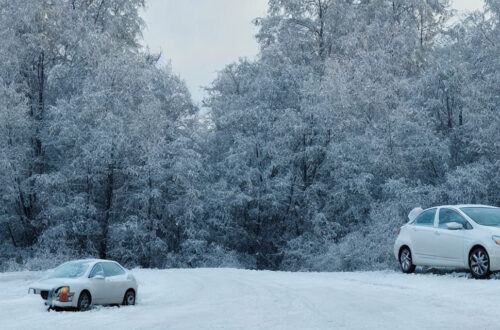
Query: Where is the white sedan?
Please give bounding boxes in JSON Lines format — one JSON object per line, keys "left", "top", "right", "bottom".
{"left": 29, "top": 259, "right": 138, "bottom": 310}
{"left": 394, "top": 205, "right": 500, "bottom": 279}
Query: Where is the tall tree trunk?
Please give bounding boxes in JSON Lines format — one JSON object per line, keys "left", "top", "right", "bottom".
{"left": 7, "top": 224, "right": 17, "bottom": 248}
{"left": 35, "top": 51, "right": 45, "bottom": 175}
{"left": 100, "top": 160, "right": 114, "bottom": 259}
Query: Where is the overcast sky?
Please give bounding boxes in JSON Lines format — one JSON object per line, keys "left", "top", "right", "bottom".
{"left": 141, "top": 0, "right": 484, "bottom": 103}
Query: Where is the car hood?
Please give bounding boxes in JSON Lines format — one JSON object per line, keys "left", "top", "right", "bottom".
{"left": 29, "top": 277, "right": 83, "bottom": 290}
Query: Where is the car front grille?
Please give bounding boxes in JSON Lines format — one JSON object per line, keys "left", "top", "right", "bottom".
{"left": 40, "top": 290, "right": 48, "bottom": 300}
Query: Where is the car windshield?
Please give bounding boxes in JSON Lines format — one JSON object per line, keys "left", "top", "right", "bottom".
{"left": 461, "top": 207, "right": 500, "bottom": 226}
{"left": 48, "top": 261, "right": 91, "bottom": 279}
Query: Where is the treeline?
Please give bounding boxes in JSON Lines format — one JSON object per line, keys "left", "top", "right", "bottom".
{"left": 0, "top": 0, "right": 499, "bottom": 271}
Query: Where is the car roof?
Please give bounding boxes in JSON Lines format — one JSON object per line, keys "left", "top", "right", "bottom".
{"left": 65, "top": 259, "right": 119, "bottom": 265}
{"left": 440, "top": 204, "right": 497, "bottom": 209}
{"left": 421, "top": 204, "right": 498, "bottom": 211}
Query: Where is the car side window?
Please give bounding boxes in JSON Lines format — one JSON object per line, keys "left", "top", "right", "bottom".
{"left": 439, "top": 208, "right": 472, "bottom": 229}
{"left": 89, "top": 263, "right": 105, "bottom": 278}
{"left": 101, "top": 262, "right": 125, "bottom": 277}
{"left": 414, "top": 209, "right": 436, "bottom": 226}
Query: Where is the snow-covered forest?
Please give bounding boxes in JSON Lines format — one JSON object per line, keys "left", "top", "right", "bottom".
{"left": 0, "top": 0, "right": 498, "bottom": 272}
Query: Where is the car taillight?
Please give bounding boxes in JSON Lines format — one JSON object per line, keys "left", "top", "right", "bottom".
{"left": 59, "top": 287, "right": 69, "bottom": 302}
{"left": 397, "top": 227, "right": 401, "bottom": 235}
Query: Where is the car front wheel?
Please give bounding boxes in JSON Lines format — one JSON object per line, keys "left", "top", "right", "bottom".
{"left": 399, "top": 247, "right": 416, "bottom": 274}
{"left": 77, "top": 291, "right": 91, "bottom": 311}
{"left": 469, "top": 247, "right": 490, "bottom": 279}
{"left": 123, "top": 289, "right": 135, "bottom": 306}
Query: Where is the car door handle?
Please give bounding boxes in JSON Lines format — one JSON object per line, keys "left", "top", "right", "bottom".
{"left": 434, "top": 231, "right": 440, "bottom": 235}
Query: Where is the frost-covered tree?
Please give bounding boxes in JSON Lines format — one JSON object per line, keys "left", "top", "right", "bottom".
{"left": 0, "top": 0, "right": 200, "bottom": 269}
{"left": 204, "top": 0, "right": 455, "bottom": 270}
{"left": 1, "top": 0, "right": 498, "bottom": 272}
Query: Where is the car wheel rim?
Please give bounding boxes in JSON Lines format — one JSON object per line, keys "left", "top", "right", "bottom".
{"left": 470, "top": 250, "right": 489, "bottom": 276}
{"left": 400, "top": 249, "right": 412, "bottom": 271}
{"left": 80, "top": 295, "right": 89, "bottom": 309}
{"left": 127, "top": 293, "right": 135, "bottom": 305}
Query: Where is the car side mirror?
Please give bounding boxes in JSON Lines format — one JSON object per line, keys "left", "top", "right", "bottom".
{"left": 446, "top": 222, "right": 463, "bottom": 230}
{"left": 92, "top": 274, "right": 105, "bottom": 280}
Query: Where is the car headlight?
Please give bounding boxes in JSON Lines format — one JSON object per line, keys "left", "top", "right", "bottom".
{"left": 492, "top": 236, "right": 500, "bottom": 245}
{"left": 55, "top": 286, "right": 73, "bottom": 302}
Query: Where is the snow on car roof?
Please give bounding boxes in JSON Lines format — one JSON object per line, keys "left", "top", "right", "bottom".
{"left": 445, "top": 204, "right": 497, "bottom": 209}
{"left": 420, "top": 204, "right": 498, "bottom": 211}
{"left": 66, "top": 259, "right": 119, "bottom": 264}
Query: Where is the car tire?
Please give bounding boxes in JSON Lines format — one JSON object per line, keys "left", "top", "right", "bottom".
{"left": 122, "top": 289, "right": 135, "bottom": 306}
{"left": 77, "top": 291, "right": 91, "bottom": 311}
{"left": 469, "top": 247, "right": 490, "bottom": 279}
{"left": 399, "top": 247, "right": 416, "bottom": 274}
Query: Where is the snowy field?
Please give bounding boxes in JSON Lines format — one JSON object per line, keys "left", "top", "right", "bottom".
{"left": 1, "top": 268, "right": 499, "bottom": 330}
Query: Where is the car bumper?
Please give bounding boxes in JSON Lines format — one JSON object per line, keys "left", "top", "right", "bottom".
{"left": 29, "top": 288, "right": 77, "bottom": 308}
{"left": 45, "top": 299, "right": 77, "bottom": 308}
{"left": 488, "top": 246, "right": 500, "bottom": 272}
{"left": 394, "top": 238, "right": 406, "bottom": 260}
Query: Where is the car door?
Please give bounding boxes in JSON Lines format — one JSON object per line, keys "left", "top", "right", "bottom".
{"left": 101, "top": 262, "right": 128, "bottom": 303}
{"left": 410, "top": 208, "right": 438, "bottom": 264}
{"left": 88, "top": 263, "right": 112, "bottom": 304}
{"left": 434, "top": 208, "right": 469, "bottom": 266}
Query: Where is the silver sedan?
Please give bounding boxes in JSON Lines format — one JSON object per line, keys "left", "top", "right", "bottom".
{"left": 29, "top": 259, "right": 138, "bottom": 311}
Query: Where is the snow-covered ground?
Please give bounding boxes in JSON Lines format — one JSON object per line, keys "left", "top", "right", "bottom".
{"left": 0, "top": 268, "right": 498, "bottom": 329}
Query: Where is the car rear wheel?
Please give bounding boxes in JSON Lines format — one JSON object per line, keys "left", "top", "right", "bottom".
{"left": 399, "top": 247, "right": 416, "bottom": 274}
{"left": 469, "top": 247, "right": 490, "bottom": 279}
{"left": 77, "top": 291, "right": 91, "bottom": 311}
{"left": 123, "top": 289, "right": 135, "bottom": 306}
